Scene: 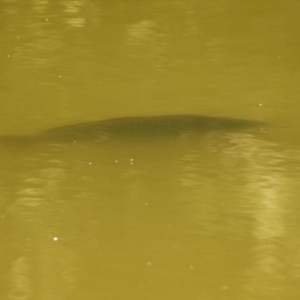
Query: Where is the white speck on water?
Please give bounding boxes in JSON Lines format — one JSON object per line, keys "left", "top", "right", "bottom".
{"left": 53, "top": 237, "right": 58, "bottom": 241}
{"left": 115, "top": 160, "right": 118, "bottom": 163}
{"left": 46, "top": 18, "right": 49, "bottom": 22}
{"left": 89, "top": 162, "right": 92, "bottom": 165}
{"left": 7, "top": 55, "right": 10, "bottom": 58}
{"left": 259, "top": 103, "right": 262, "bottom": 106}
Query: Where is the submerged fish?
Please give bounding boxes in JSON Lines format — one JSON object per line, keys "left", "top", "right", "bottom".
{"left": 0, "top": 114, "right": 266, "bottom": 145}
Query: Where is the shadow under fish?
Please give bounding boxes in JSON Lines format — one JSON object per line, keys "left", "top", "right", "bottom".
{"left": 0, "top": 114, "right": 266, "bottom": 145}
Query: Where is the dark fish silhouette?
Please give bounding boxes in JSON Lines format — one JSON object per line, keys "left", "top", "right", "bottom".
{"left": 0, "top": 114, "right": 266, "bottom": 145}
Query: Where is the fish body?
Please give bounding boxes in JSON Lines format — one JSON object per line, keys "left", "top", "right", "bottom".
{"left": 0, "top": 114, "right": 266, "bottom": 145}
{"left": 41, "top": 114, "right": 265, "bottom": 142}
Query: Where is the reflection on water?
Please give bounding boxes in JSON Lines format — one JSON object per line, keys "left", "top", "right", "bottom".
{"left": 1, "top": 129, "right": 300, "bottom": 299}
{"left": 8, "top": 257, "right": 31, "bottom": 300}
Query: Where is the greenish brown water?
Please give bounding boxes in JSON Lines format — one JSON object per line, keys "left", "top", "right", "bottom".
{"left": 1, "top": 1, "right": 300, "bottom": 299}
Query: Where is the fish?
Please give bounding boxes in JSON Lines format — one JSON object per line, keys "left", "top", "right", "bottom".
{"left": 0, "top": 114, "right": 266, "bottom": 145}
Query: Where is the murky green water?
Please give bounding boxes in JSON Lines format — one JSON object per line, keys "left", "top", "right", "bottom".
{"left": 1, "top": 0, "right": 300, "bottom": 299}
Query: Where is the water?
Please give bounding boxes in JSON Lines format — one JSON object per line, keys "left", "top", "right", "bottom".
{"left": 0, "top": 0, "right": 300, "bottom": 299}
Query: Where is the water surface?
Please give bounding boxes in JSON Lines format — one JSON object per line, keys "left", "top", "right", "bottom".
{"left": 0, "top": 1, "right": 300, "bottom": 299}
